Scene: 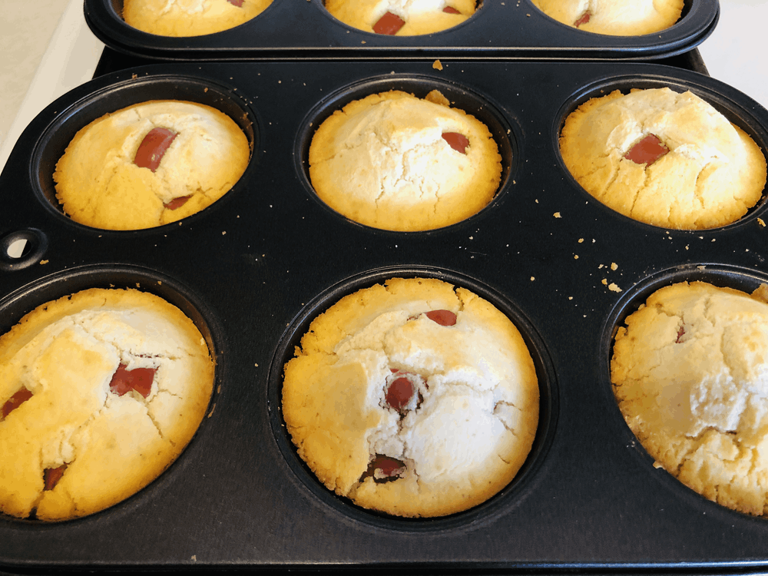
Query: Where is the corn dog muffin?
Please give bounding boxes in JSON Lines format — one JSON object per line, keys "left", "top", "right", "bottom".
{"left": 612, "top": 281, "right": 768, "bottom": 517}
{"left": 325, "top": 0, "right": 476, "bottom": 36}
{"left": 123, "top": 0, "right": 272, "bottom": 37}
{"left": 283, "top": 277, "right": 539, "bottom": 517}
{"left": 309, "top": 90, "right": 502, "bottom": 231}
{"left": 531, "top": 0, "right": 684, "bottom": 36}
{"left": 0, "top": 288, "right": 214, "bottom": 521}
{"left": 560, "top": 88, "right": 766, "bottom": 229}
{"left": 54, "top": 100, "right": 250, "bottom": 231}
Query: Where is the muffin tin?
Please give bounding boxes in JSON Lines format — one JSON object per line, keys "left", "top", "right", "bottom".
{"left": 84, "top": 0, "right": 719, "bottom": 61}
{"left": 2, "top": 60, "right": 768, "bottom": 571}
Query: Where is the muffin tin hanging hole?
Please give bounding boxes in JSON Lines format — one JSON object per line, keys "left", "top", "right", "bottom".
{"left": 0, "top": 229, "right": 48, "bottom": 271}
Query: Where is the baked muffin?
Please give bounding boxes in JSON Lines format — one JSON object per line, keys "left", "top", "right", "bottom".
{"left": 531, "top": 0, "right": 684, "bottom": 36}
{"left": 0, "top": 288, "right": 214, "bottom": 521}
{"left": 325, "top": 0, "right": 476, "bottom": 35}
{"left": 560, "top": 88, "right": 766, "bottom": 229}
{"left": 612, "top": 281, "right": 768, "bottom": 517}
{"left": 282, "top": 277, "right": 539, "bottom": 517}
{"left": 123, "top": 0, "right": 272, "bottom": 37}
{"left": 54, "top": 100, "right": 250, "bottom": 231}
{"left": 309, "top": 90, "right": 502, "bottom": 231}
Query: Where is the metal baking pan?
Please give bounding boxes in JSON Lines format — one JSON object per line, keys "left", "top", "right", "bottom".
{"left": 84, "top": 0, "right": 719, "bottom": 61}
{"left": 1, "top": 60, "right": 768, "bottom": 572}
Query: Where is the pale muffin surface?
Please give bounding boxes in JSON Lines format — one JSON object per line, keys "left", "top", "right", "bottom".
{"left": 325, "top": 0, "right": 476, "bottom": 35}
{"left": 309, "top": 90, "right": 502, "bottom": 231}
{"left": 612, "top": 281, "right": 768, "bottom": 516}
{"left": 54, "top": 100, "right": 250, "bottom": 231}
{"left": 0, "top": 288, "right": 214, "bottom": 521}
{"left": 123, "top": 0, "right": 272, "bottom": 37}
{"left": 283, "top": 277, "right": 539, "bottom": 517}
{"left": 560, "top": 88, "right": 766, "bottom": 229}
{"left": 531, "top": 0, "right": 684, "bottom": 36}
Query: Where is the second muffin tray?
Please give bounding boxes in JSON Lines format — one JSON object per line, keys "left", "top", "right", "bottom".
{"left": 2, "top": 60, "right": 768, "bottom": 571}
{"left": 85, "top": 0, "right": 720, "bottom": 61}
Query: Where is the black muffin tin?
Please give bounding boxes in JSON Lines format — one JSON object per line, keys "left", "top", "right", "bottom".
{"left": 85, "top": 0, "right": 719, "bottom": 61}
{"left": 2, "top": 60, "right": 768, "bottom": 572}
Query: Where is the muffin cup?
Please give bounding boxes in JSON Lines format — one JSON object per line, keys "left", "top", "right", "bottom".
{"left": 600, "top": 264, "right": 768, "bottom": 517}
{"left": 267, "top": 266, "right": 556, "bottom": 530}
{"left": 84, "top": 0, "right": 718, "bottom": 61}
{"left": 295, "top": 74, "right": 516, "bottom": 231}
{"left": 554, "top": 75, "right": 768, "bottom": 230}
{"left": 2, "top": 60, "right": 768, "bottom": 570}
{"left": 0, "top": 264, "right": 221, "bottom": 524}
{"left": 30, "top": 74, "right": 257, "bottom": 231}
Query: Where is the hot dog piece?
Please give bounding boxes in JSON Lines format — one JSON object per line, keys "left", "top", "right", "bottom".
{"left": 425, "top": 309, "right": 457, "bottom": 326}
{"left": 165, "top": 195, "right": 191, "bottom": 210}
{"left": 134, "top": 127, "right": 178, "bottom": 173}
{"left": 443, "top": 6, "right": 460, "bottom": 14}
{"left": 574, "top": 11, "right": 590, "bottom": 27}
{"left": 109, "top": 363, "right": 157, "bottom": 398}
{"left": 442, "top": 132, "right": 470, "bottom": 154}
{"left": 386, "top": 377, "right": 415, "bottom": 412}
{"left": 624, "top": 134, "right": 669, "bottom": 166}
{"left": 227, "top": 0, "right": 244, "bottom": 6}
{"left": 362, "top": 455, "right": 406, "bottom": 482}
{"left": 373, "top": 11, "right": 405, "bottom": 35}
{"left": 44, "top": 465, "right": 67, "bottom": 491}
{"left": 1, "top": 389, "right": 33, "bottom": 419}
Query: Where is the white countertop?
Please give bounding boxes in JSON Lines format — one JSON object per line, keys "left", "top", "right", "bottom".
{"left": 1, "top": 0, "right": 767, "bottom": 172}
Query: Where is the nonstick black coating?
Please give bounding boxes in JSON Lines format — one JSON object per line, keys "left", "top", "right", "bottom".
{"left": 84, "top": 0, "right": 719, "bottom": 61}
{"left": 1, "top": 60, "right": 768, "bottom": 571}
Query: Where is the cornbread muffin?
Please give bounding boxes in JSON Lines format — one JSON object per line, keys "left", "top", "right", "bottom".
{"left": 612, "top": 281, "right": 768, "bottom": 516}
{"left": 531, "top": 0, "right": 684, "bottom": 36}
{"left": 54, "top": 100, "right": 250, "bottom": 231}
{"left": 309, "top": 90, "right": 502, "bottom": 231}
{"left": 123, "top": 0, "right": 272, "bottom": 37}
{"left": 560, "top": 88, "right": 767, "bottom": 229}
{"left": 283, "top": 277, "right": 539, "bottom": 517}
{"left": 0, "top": 288, "right": 214, "bottom": 521}
{"left": 325, "top": 0, "right": 476, "bottom": 36}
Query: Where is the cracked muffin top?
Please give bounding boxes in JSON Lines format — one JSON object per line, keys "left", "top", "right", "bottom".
{"left": 54, "top": 100, "right": 250, "bottom": 231}
{"left": 0, "top": 288, "right": 214, "bottom": 521}
{"left": 612, "top": 281, "right": 768, "bottom": 517}
{"left": 324, "top": 0, "right": 476, "bottom": 36}
{"left": 531, "top": 0, "right": 684, "bottom": 36}
{"left": 282, "top": 277, "right": 539, "bottom": 517}
{"left": 308, "top": 90, "right": 502, "bottom": 231}
{"left": 559, "top": 88, "right": 766, "bottom": 229}
{"left": 123, "top": 0, "right": 272, "bottom": 37}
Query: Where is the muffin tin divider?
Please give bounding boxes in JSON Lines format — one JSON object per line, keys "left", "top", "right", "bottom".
{"left": 2, "top": 60, "right": 768, "bottom": 570}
